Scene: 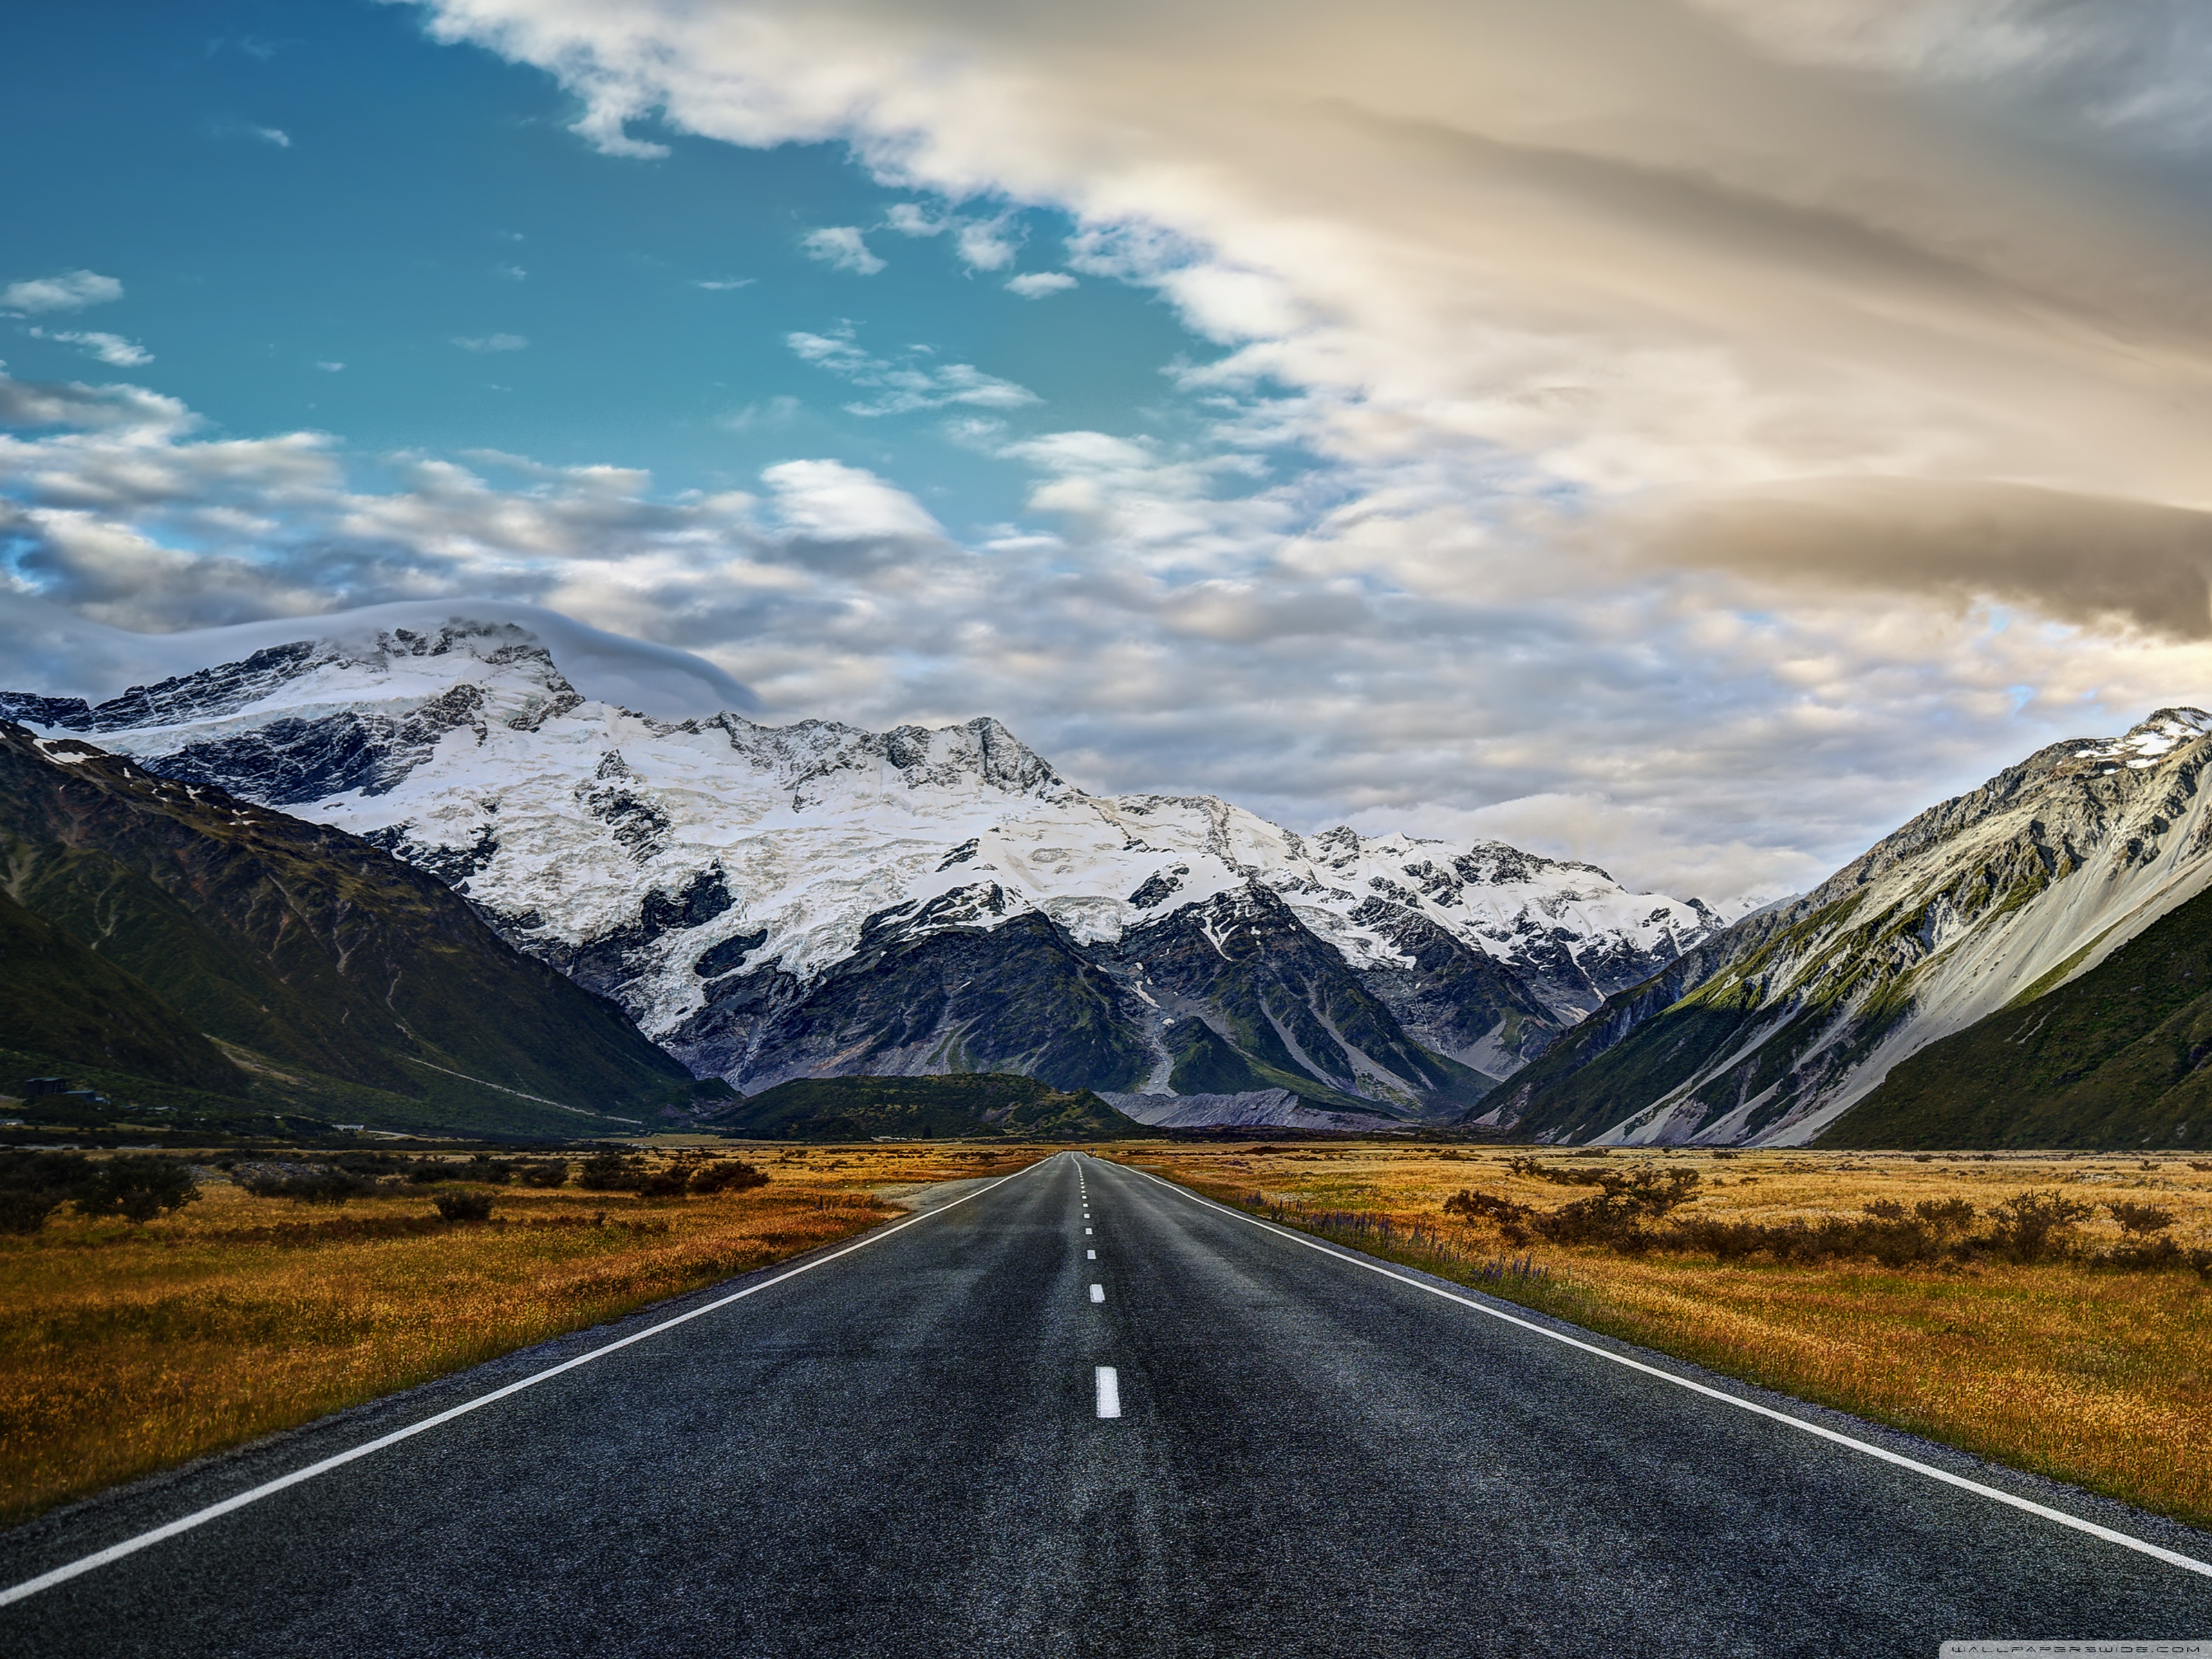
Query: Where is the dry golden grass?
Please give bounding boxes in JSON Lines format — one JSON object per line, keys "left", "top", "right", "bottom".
{"left": 1109, "top": 1143, "right": 2212, "bottom": 1526}
{"left": 0, "top": 1143, "right": 1040, "bottom": 1526}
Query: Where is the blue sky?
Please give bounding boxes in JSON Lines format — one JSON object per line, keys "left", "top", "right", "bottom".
{"left": 7, "top": 0, "right": 2212, "bottom": 902}
{"left": 3, "top": 0, "right": 1217, "bottom": 529}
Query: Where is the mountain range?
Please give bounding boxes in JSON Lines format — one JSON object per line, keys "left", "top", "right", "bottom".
{"left": 8, "top": 615, "right": 2209, "bottom": 1149}
{"left": 0, "top": 619, "right": 1735, "bottom": 1126}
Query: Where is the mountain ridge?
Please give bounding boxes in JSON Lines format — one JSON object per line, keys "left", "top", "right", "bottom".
{"left": 1, "top": 617, "right": 1738, "bottom": 1118}
{"left": 1483, "top": 709, "right": 2212, "bottom": 1146}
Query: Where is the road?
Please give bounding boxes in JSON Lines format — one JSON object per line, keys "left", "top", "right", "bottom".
{"left": 3, "top": 1152, "right": 2209, "bottom": 1656}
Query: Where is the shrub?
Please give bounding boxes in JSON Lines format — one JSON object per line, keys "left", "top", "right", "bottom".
{"left": 1441, "top": 1188, "right": 1530, "bottom": 1226}
{"left": 431, "top": 1188, "right": 494, "bottom": 1222}
{"left": 0, "top": 1152, "right": 95, "bottom": 1235}
{"left": 2108, "top": 1201, "right": 2175, "bottom": 1237}
{"left": 638, "top": 1164, "right": 693, "bottom": 1199}
{"left": 463, "top": 1154, "right": 512, "bottom": 1186}
{"left": 407, "top": 1161, "right": 456, "bottom": 1185}
{"left": 238, "top": 1169, "right": 368, "bottom": 1206}
{"left": 513, "top": 1161, "right": 570, "bottom": 1189}
{"left": 73, "top": 1156, "right": 202, "bottom": 1225}
{"left": 577, "top": 1151, "right": 644, "bottom": 1192}
{"left": 1530, "top": 1169, "right": 1701, "bottom": 1248}
{"left": 689, "top": 1159, "right": 768, "bottom": 1196}
{"left": 1984, "top": 1190, "right": 2095, "bottom": 1264}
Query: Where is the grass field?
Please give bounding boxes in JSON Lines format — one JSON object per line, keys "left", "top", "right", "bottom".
{"left": 0, "top": 1143, "right": 1038, "bottom": 1526}
{"left": 1111, "top": 1143, "right": 2212, "bottom": 1528}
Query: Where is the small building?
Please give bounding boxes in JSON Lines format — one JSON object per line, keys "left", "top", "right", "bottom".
{"left": 21, "top": 1078, "right": 66, "bottom": 1098}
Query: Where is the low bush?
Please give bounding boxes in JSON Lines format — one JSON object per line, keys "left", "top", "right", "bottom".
{"left": 0, "top": 1152, "right": 95, "bottom": 1235}
{"left": 1442, "top": 1188, "right": 1530, "bottom": 1226}
{"left": 513, "top": 1161, "right": 570, "bottom": 1189}
{"left": 431, "top": 1189, "right": 494, "bottom": 1223}
{"left": 637, "top": 1165, "right": 693, "bottom": 1199}
{"left": 1985, "top": 1190, "right": 2096, "bottom": 1264}
{"left": 237, "top": 1169, "right": 369, "bottom": 1206}
{"left": 2108, "top": 1201, "right": 2175, "bottom": 1237}
{"left": 577, "top": 1151, "right": 644, "bottom": 1192}
{"left": 72, "top": 1156, "right": 202, "bottom": 1225}
{"left": 689, "top": 1159, "right": 768, "bottom": 1195}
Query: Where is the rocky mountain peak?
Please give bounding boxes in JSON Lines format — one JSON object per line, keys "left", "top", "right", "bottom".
{"left": 2068, "top": 706, "right": 2212, "bottom": 772}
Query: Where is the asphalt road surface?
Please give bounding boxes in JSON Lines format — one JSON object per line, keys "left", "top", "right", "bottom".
{"left": 4, "top": 1152, "right": 2210, "bottom": 1657}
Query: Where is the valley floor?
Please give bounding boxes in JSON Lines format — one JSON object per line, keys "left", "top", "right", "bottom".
{"left": 1118, "top": 1142, "right": 2212, "bottom": 1527}
{"left": 0, "top": 1143, "right": 1040, "bottom": 1524}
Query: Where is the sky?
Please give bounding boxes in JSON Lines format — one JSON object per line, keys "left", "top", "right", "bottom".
{"left": 7, "top": 0, "right": 2212, "bottom": 904}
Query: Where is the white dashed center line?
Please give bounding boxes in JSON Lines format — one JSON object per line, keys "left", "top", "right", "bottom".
{"left": 1089, "top": 1283, "right": 1105, "bottom": 1303}
{"left": 1087, "top": 1248, "right": 1095, "bottom": 1259}
{"left": 1085, "top": 1228, "right": 1092, "bottom": 1235}
{"left": 1095, "top": 1366, "right": 1121, "bottom": 1419}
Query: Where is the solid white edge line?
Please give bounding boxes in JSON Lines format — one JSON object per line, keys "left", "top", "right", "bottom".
{"left": 1094, "top": 1365, "right": 1121, "bottom": 1418}
{"left": 0, "top": 1154, "right": 1060, "bottom": 1611}
{"left": 1126, "top": 1165, "right": 2212, "bottom": 1582}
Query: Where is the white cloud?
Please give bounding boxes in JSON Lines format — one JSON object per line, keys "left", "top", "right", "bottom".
{"left": 453, "top": 333, "right": 528, "bottom": 352}
{"left": 494, "top": 263, "right": 527, "bottom": 280}
{"left": 800, "top": 226, "right": 885, "bottom": 274}
{"left": 761, "top": 458, "right": 945, "bottom": 541}
{"left": 254, "top": 126, "right": 292, "bottom": 148}
{"left": 1, "top": 271, "right": 123, "bottom": 315}
{"left": 315, "top": 361, "right": 345, "bottom": 373}
{"left": 1006, "top": 271, "right": 1076, "bottom": 297}
{"left": 953, "top": 217, "right": 1019, "bottom": 270}
{"left": 34, "top": 330, "right": 151, "bottom": 368}
{"left": 696, "top": 276, "right": 756, "bottom": 290}
{"left": 787, "top": 326, "right": 1038, "bottom": 416}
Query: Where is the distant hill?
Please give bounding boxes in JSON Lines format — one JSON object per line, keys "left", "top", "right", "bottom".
{"left": 0, "top": 722, "right": 702, "bottom": 1136}
{"left": 707, "top": 1074, "right": 1147, "bottom": 1141}
{"left": 1829, "top": 879, "right": 2212, "bottom": 1150}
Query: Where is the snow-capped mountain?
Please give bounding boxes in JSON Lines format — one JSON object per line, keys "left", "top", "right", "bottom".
{"left": 0, "top": 619, "right": 1730, "bottom": 1113}
{"left": 1492, "top": 709, "right": 2212, "bottom": 1147}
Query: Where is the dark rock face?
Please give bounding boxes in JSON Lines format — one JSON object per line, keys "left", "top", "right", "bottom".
{"left": 521, "top": 865, "right": 736, "bottom": 1003}
{"left": 1347, "top": 899, "right": 1564, "bottom": 1076}
{"left": 664, "top": 902, "right": 1154, "bottom": 1095}
{"left": 662, "top": 880, "right": 1515, "bottom": 1116}
{"left": 1107, "top": 885, "right": 1490, "bottom": 1117}
{"left": 693, "top": 929, "right": 769, "bottom": 980}
{"left": 1127, "top": 866, "right": 1187, "bottom": 910}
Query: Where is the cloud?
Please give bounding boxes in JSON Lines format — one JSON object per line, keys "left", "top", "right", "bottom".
{"left": 315, "top": 361, "right": 346, "bottom": 373}
{"left": 1626, "top": 478, "right": 2212, "bottom": 640}
{"left": 0, "top": 593, "right": 756, "bottom": 720}
{"left": 787, "top": 325, "right": 1038, "bottom": 416}
{"left": 695, "top": 276, "right": 756, "bottom": 290}
{"left": 800, "top": 226, "right": 885, "bottom": 274}
{"left": 1, "top": 271, "right": 123, "bottom": 315}
{"left": 493, "top": 263, "right": 527, "bottom": 280}
{"left": 453, "top": 333, "right": 528, "bottom": 352}
{"left": 253, "top": 126, "right": 292, "bottom": 148}
{"left": 761, "top": 458, "right": 946, "bottom": 541}
{"left": 34, "top": 330, "right": 151, "bottom": 368}
{"left": 1006, "top": 271, "right": 1076, "bottom": 297}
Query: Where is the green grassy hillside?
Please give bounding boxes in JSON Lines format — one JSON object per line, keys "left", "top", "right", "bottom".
{"left": 0, "top": 888, "right": 245, "bottom": 1093}
{"left": 1830, "top": 881, "right": 2212, "bottom": 1149}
